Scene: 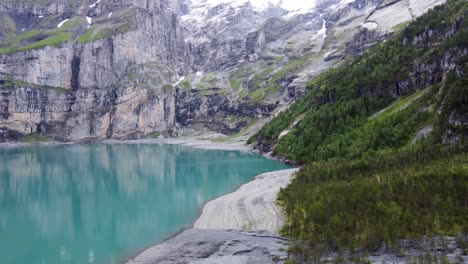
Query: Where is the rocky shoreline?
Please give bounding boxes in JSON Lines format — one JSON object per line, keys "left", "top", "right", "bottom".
{"left": 126, "top": 229, "right": 290, "bottom": 264}
{"left": 121, "top": 139, "right": 297, "bottom": 264}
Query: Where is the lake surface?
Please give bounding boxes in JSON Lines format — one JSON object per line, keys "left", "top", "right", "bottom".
{"left": 0, "top": 143, "right": 289, "bottom": 264}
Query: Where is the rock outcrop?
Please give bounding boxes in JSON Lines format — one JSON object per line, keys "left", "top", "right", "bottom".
{"left": 126, "top": 229, "right": 289, "bottom": 264}
{"left": 0, "top": 0, "right": 188, "bottom": 141}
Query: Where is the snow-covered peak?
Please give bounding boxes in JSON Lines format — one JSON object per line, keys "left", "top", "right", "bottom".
{"left": 188, "top": 0, "right": 317, "bottom": 14}
{"left": 328, "top": 0, "right": 361, "bottom": 10}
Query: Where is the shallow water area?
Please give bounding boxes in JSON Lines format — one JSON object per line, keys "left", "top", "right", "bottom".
{"left": 0, "top": 143, "right": 289, "bottom": 264}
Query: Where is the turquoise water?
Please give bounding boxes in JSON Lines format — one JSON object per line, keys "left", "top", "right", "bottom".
{"left": 0, "top": 143, "right": 289, "bottom": 264}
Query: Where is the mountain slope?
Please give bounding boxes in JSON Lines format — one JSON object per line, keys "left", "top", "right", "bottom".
{"left": 0, "top": 0, "right": 448, "bottom": 141}
{"left": 249, "top": 0, "right": 467, "bottom": 261}
{"left": 250, "top": 0, "right": 467, "bottom": 162}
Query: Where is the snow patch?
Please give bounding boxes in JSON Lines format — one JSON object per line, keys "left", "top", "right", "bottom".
{"left": 338, "top": 0, "right": 357, "bottom": 6}
{"left": 38, "top": 15, "right": 44, "bottom": 18}
{"left": 108, "top": 12, "right": 113, "bottom": 19}
{"left": 311, "top": 15, "right": 327, "bottom": 40}
{"left": 361, "top": 21, "right": 377, "bottom": 30}
{"left": 329, "top": 0, "right": 357, "bottom": 10}
{"left": 185, "top": 0, "right": 317, "bottom": 21}
{"left": 174, "top": 76, "right": 186, "bottom": 86}
{"left": 322, "top": 49, "right": 337, "bottom": 59}
{"left": 196, "top": 71, "right": 204, "bottom": 77}
{"left": 57, "top": 19, "right": 69, "bottom": 28}
{"left": 89, "top": 0, "right": 101, "bottom": 8}
{"left": 86, "top": 16, "right": 92, "bottom": 24}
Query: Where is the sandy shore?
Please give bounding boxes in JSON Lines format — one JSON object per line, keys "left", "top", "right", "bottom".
{"left": 194, "top": 168, "right": 298, "bottom": 234}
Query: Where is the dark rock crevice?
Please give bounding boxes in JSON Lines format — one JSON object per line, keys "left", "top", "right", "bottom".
{"left": 71, "top": 48, "right": 82, "bottom": 91}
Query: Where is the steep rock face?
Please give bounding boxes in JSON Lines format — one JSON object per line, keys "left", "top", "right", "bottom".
{"left": 175, "top": 87, "right": 277, "bottom": 135}
{"left": 0, "top": 83, "right": 176, "bottom": 141}
{"left": 344, "top": 28, "right": 391, "bottom": 57}
{"left": 0, "top": 0, "right": 187, "bottom": 141}
{"left": 1, "top": 1, "right": 188, "bottom": 89}
{"left": 1, "top": 44, "right": 75, "bottom": 88}
{"left": 0, "top": 0, "right": 448, "bottom": 141}
{"left": 0, "top": 0, "right": 79, "bottom": 16}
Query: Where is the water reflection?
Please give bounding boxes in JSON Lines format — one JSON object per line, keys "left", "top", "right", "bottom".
{"left": 0, "top": 143, "right": 288, "bottom": 264}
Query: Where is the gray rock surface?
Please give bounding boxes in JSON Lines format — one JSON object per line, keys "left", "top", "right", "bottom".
{"left": 126, "top": 229, "right": 289, "bottom": 264}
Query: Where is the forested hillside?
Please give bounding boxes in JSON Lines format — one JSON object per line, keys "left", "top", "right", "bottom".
{"left": 250, "top": 0, "right": 468, "bottom": 261}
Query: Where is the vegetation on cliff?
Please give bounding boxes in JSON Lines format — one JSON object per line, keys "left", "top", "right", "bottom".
{"left": 250, "top": 0, "right": 468, "bottom": 260}
{"left": 279, "top": 144, "right": 467, "bottom": 260}
{"left": 250, "top": 0, "right": 467, "bottom": 163}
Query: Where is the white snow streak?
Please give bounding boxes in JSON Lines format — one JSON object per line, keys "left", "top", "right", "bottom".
{"left": 174, "top": 76, "right": 186, "bottom": 86}
{"left": 57, "top": 19, "right": 69, "bottom": 28}
{"left": 311, "top": 15, "right": 326, "bottom": 40}
{"left": 184, "top": 0, "right": 317, "bottom": 21}
{"left": 190, "top": 0, "right": 316, "bottom": 12}
{"left": 89, "top": 0, "right": 101, "bottom": 8}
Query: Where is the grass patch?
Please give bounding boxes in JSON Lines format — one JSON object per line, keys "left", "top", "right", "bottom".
{"left": 251, "top": 65, "right": 275, "bottom": 87}
{"left": 0, "top": 29, "right": 42, "bottom": 54}
{"left": 76, "top": 26, "right": 95, "bottom": 44}
{"left": 200, "top": 73, "right": 218, "bottom": 88}
{"left": 17, "top": 32, "right": 72, "bottom": 52}
{"left": 18, "top": 133, "right": 51, "bottom": 143}
{"left": 249, "top": 88, "right": 266, "bottom": 103}
{"left": 0, "top": 16, "right": 79, "bottom": 54}
{"left": 238, "top": 88, "right": 249, "bottom": 99}
{"left": 1, "top": 76, "right": 69, "bottom": 93}
{"left": 145, "top": 132, "right": 161, "bottom": 139}
{"left": 230, "top": 78, "right": 241, "bottom": 92}
{"left": 162, "top": 83, "right": 174, "bottom": 92}
{"left": 178, "top": 80, "right": 192, "bottom": 90}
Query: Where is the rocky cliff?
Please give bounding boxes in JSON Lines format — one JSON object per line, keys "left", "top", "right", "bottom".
{"left": 0, "top": 0, "right": 447, "bottom": 141}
